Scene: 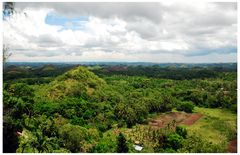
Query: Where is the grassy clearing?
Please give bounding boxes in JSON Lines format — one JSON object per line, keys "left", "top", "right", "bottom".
{"left": 185, "top": 107, "right": 237, "bottom": 146}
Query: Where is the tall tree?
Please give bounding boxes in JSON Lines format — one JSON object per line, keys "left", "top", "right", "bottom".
{"left": 117, "top": 133, "right": 128, "bottom": 153}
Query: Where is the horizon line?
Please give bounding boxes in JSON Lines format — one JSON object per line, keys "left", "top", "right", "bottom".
{"left": 7, "top": 61, "right": 237, "bottom": 64}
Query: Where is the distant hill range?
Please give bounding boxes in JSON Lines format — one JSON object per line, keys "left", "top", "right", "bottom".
{"left": 5, "top": 62, "right": 237, "bottom": 69}
{"left": 4, "top": 62, "right": 236, "bottom": 81}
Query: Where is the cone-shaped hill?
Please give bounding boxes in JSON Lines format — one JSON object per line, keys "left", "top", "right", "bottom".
{"left": 46, "top": 66, "right": 106, "bottom": 100}
{"left": 39, "top": 64, "right": 56, "bottom": 71}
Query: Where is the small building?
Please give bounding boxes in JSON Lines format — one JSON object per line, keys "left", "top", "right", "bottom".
{"left": 133, "top": 144, "right": 143, "bottom": 151}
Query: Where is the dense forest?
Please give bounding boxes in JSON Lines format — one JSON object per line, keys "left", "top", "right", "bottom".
{"left": 3, "top": 63, "right": 237, "bottom": 153}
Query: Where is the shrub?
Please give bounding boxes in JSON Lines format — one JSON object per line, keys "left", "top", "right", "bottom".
{"left": 177, "top": 101, "right": 194, "bottom": 113}
{"left": 176, "top": 126, "right": 187, "bottom": 139}
{"left": 59, "top": 124, "right": 89, "bottom": 152}
{"left": 179, "top": 134, "right": 226, "bottom": 153}
{"left": 92, "top": 137, "right": 116, "bottom": 153}
{"left": 230, "top": 104, "right": 237, "bottom": 113}
{"left": 166, "top": 133, "right": 183, "bottom": 150}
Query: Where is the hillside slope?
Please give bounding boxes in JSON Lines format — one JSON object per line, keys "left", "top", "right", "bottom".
{"left": 46, "top": 66, "right": 106, "bottom": 100}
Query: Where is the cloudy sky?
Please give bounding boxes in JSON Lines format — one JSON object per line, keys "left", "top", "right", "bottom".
{"left": 3, "top": 2, "right": 237, "bottom": 63}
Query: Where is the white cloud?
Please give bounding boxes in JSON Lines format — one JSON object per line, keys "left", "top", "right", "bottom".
{"left": 3, "top": 2, "right": 237, "bottom": 63}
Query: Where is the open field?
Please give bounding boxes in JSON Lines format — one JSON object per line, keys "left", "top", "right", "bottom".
{"left": 186, "top": 107, "right": 237, "bottom": 142}
{"left": 186, "top": 107, "right": 237, "bottom": 152}
{"left": 149, "top": 112, "right": 203, "bottom": 128}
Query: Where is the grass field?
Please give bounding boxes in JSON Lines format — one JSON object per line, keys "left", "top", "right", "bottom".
{"left": 185, "top": 107, "right": 237, "bottom": 147}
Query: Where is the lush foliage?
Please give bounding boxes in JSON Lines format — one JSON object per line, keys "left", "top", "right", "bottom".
{"left": 177, "top": 101, "right": 194, "bottom": 113}
{"left": 3, "top": 64, "right": 237, "bottom": 153}
{"left": 117, "top": 133, "right": 129, "bottom": 153}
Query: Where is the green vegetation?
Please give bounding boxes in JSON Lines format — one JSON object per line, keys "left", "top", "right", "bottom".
{"left": 176, "top": 126, "right": 187, "bottom": 138}
{"left": 117, "top": 133, "right": 129, "bottom": 153}
{"left": 177, "top": 101, "right": 194, "bottom": 113}
{"left": 3, "top": 64, "right": 237, "bottom": 153}
{"left": 186, "top": 107, "right": 237, "bottom": 144}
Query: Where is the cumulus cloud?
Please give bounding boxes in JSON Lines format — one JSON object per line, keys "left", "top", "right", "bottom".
{"left": 3, "top": 2, "right": 237, "bottom": 63}
{"left": 14, "top": 3, "right": 164, "bottom": 23}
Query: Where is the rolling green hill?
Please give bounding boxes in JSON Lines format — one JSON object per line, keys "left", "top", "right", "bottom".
{"left": 46, "top": 66, "right": 106, "bottom": 100}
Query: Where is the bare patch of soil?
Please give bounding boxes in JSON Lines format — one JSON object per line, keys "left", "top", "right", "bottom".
{"left": 228, "top": 138, "right": 237, "bottom": 153}
{"left": 149, "top": 112, "right": 203, "bottom": 128}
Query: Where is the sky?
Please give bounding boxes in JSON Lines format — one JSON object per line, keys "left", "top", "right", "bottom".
{"left": 3, "top": 2, "right": 237, "bottom": 63}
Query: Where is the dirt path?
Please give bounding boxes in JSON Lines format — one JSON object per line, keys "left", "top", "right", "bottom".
{"left": 228, "top": 138, "right": 237, "bottom": 153}
{"left": 149, "top": 112, "right": 203, "bottom": 128}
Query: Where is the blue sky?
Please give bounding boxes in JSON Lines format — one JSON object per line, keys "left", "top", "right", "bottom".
{"left": 45, "top": 13, "right": 89, "bottom": 31}
{"left": 3, "top": 2, "right": 237, "bottom": 63}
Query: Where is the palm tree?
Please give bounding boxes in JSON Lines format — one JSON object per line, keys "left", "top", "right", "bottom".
{"left": 21, "top": 130, "right": 57, "bottom": 153}
{"left": 33, "top": 130, "right": 56, "bottom": 153}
